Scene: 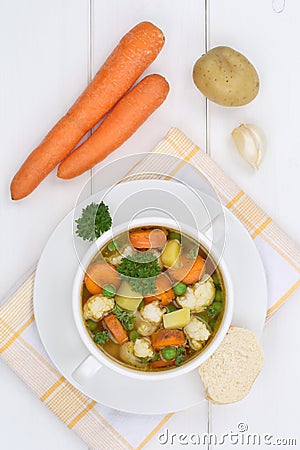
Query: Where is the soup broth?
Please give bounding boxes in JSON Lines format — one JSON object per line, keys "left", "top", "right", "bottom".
{"left": 81, "top": 226, "right": 225, "bottom": 371}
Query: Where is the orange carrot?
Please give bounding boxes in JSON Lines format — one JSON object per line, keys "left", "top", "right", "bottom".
{"left": 169, "top": 256, "right": 205, "bottom": 285}
{"left": 144, "top": 274, "right": 175, "bottom": 306}
{"left": 57, "top": 74, "right": 169, "bottom": 179}
{"left": 130, "top": 228, "right": 167, "bottom": 250}
{"left": 149, "top": 358, "right": 175, "bottom": 369}
{"left": 151, "top": 329, "right": 186, "bottom": 349}
{"left": 103, "top": 314, "right": 128, "bottom": 344}
{"left": 85, "top": 262, "right": 121, "bottom": 293}
{"left": 11, "top": 21, "right": 165, "bottom": 200}
{"left": 84, "top": 273, "right": 103, "bottom": 295}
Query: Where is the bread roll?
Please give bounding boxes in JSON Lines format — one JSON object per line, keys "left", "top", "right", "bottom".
{"left": 199, "top": 327, "right": 264, "bottom": 404}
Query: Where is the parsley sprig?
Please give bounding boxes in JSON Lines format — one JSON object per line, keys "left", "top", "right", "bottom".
{"left": 75, "top": 202, "right": 112, "bottom": 242}
{"left": 94, "top": 330, "right": 110, "bottom": 345}
{"left": 175, "top": 346, "right": 186, "bottom": 366}
{"left": 112, "top": 304, "right": 134, "bottom": 331}
{"left": 187, "top": 246, "right": 199, "bottom": 259}
{"left": 116, "top": 252, "right": 162, "bottom": 295}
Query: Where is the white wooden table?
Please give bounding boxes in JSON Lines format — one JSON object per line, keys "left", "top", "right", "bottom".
{"left": 1, "top": 1, "right": 299, "bottom": 449}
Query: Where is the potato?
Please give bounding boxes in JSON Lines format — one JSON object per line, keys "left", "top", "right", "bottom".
{"left": 163, "top": 307, "right": 191, "bottom": 329}
{"left": 193, "top": 46, "right": 259, "bottom": 106}
{"left": 161, "top": 239, "right": 181, "bottom": 268}
{"left": 115, "top": 281, "right": 143, "bottom": 311}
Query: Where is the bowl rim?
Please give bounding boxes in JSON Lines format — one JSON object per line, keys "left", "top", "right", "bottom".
{"left": 72, "top": 216, "right": 234, "bottom": 381}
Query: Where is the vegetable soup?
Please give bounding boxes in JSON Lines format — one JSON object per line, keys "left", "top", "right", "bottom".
{"left": 81, "top": 226, "right": 225, "bottom": 371}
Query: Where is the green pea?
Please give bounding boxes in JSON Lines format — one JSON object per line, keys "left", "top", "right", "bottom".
{"left": 129, "top": 330, "right": 138, "bottom": 341}
{"left": 108, "top": 241, "right": 117, "bottom": 252}
{"left": 173, "top": 282, "right": 187, "bottom": 296}
{"left": 214, "top": 289, "right": 223, "bottom": 302}
{"left": 166, "top": 304, "right": 177, "bottom": 313}
{"left": 212, "top": 301, "right": 222, "bottom": 312}
{"left": 102, "top": 284, "right": 116, "bottom": 298}
{"left": 86, "top": 319, "right": 98, "bottom": 332}
{"left": 127, "top": 323, "right": 134, "bottom": 331}
{"left": 161, "top": 347, "right": 176, "bottom": 361}
{"left": 212, "top": 273, "right": 220, "bottom": 286}
{"left": 168, "top": 231, "right": 181, "bottom": 241}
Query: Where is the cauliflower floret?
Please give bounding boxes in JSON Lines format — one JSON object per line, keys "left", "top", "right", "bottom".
{"left": 184, "top": 317, "right": 211, "bottom": 350}
{"left": 133, "top": 338, "right": 154, "bottom": 359}
{"left": 119, "top": 341, "right": 147, "bottom": 368}
{"left": 83, "top": 295, "right": 115, "bottom": 321}
{"left": 108, "top": 245, "right": 133, "bottom": 266}
{"left": 137, "top": 321, "right": 159, "bottom": 337}
{"left": 134, "top": 311, "right": 159, "bottom": 336}
{"left": 140, "top": 300, "right": 165, "bottom": 324}
{"left": 176, "top": 275, "right": 215, "bottom": 313}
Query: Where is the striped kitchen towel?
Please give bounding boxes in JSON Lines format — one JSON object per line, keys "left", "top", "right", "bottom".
{"left": 0, "top": 128, "right": 299, "bottom": 450}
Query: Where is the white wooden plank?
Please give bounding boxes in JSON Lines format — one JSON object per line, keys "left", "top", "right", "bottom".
{"left": 210, "top": 289, "right": 300, "bottom": 450}
{"left": 91, "top": 2, "right": 210, "bottom": 445}
{"left": 0, "top": 1, "right": 89, "bottom": 449}
{"left": 0, "top": 0, "right": 91, "bottom": 299}
{"left": 208, "top": 1, "right": 300, "bottom": 448}
{"left": 0, "top": 360, "right": 87, "bottom": 450}
{"left": 208, "top": 0, "right": 300, "bottom": 242}
{"left": 91, "top": 0, "right": 207, "bottom": 193}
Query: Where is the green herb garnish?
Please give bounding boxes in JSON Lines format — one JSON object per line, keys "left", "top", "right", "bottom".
{"left": 138, "top": 356, "right": 152, "bottom": 363}
{"left": 93, "top": 330, "right": 110, "bottom": 345}
{"left": 206, "top": 301, "right": 222, "bottom": 318}
{"left": 175, "top": 346, "right": 186, "bottom": 366}
{"left": 116, "top": 252, "right": 161, "bottom": 295}
{"left": 137, "top": 300, "right": 144, "bottom": 311}
{"left": 206, "top": 304, "right": 217, "bottom": 317}
{"left": 187, "top": 246, "right": 199, "bottom": 259}
{"left": 139, "top": 352, "right": 159, "bottom": 363}
{"left": 107, "top": 241, "right": 117, "bottom": 252}
{"left": 150, "top": 352, "right": 160, "bottom": 362}
{"left": 112, "top": 304, "right": 134, "bottom": 331}
{"left": 75, "top": 202, "right": 112, "bottom": 242}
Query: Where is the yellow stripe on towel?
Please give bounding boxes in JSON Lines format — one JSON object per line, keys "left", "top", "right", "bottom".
{"left": 0, "top": 315, "right": 34, "bottom": 353}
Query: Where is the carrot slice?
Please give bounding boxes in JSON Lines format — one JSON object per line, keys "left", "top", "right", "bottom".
{"left": 151, "top": 329, "right": 186, "bottom": 349}
{"left": 129, "top": 227, "right": 167, "bottom": 250}
{"left": 169, "top": 256, "right": 205, "bottom": 285}
{"left": 11, "top": 21, "right": 165, "bottom": 199}
{"left": 84, "top": 274, "right": 103, "bottom": 295}
{"left": 57, "top": 75, "right": 169, "bottom": 179}
{"left": 149, "top": 358, "right": 176, "bottom": 369}
{"left": 85, "top": 262, "right": 121, "bottom": 293}
{"left": 144, "top": 274, "right": 175, "bottom": 306}
{"left": 103, "top": 314, "right": 128, "bottom": 345}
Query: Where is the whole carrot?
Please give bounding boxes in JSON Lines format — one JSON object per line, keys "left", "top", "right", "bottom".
{"left": 11, "top": 21, "right": 165, "bottom": 200}
{"left": 57, "top": 74, "right": 169, "bottom": 179}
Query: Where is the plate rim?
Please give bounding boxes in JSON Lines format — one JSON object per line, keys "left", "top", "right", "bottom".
{"left": 33, "top": 179, "right": 267, "bottom": 414}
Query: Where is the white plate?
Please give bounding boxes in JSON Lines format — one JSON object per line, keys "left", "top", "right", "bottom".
{"left": 34, "top": 180, "right": 267, "bottom": 414}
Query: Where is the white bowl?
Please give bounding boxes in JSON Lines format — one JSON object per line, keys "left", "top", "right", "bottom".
{"left": 72, "top": 217, "right": 233, "bottom": 383}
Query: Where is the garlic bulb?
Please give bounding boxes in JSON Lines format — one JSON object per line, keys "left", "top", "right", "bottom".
{"left": 231, "top": 123, "right": 264, "bottom": 170}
